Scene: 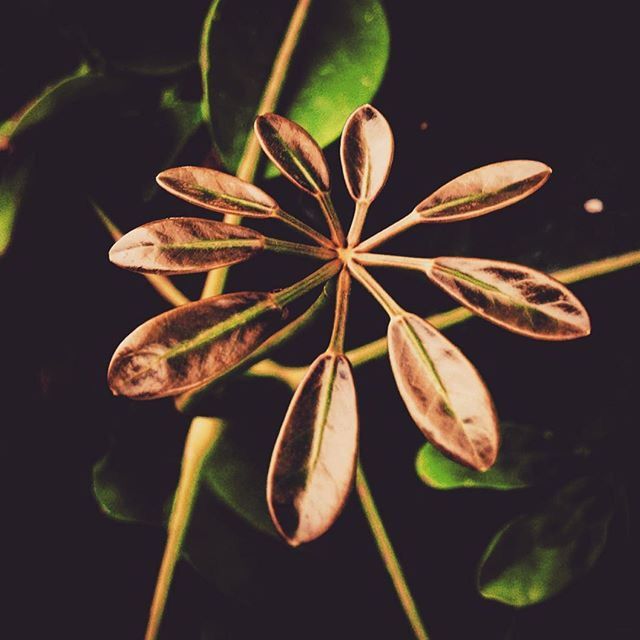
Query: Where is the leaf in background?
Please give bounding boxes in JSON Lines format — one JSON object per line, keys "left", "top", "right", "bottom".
{"left": 0, "top": 160, "right": 31, "bottom": 255}
{"left": 157, "top": 166, "right": 279, "bottom": 216}
{"left": 267, "top": 353, "right": 358, "bottom": 545}
{"left": 109, "top": 217, "right": 264, "bottom": 275}
{"left": 340, "top": 104, "right": 394, "bottom": 203}
{"left": 201, "top": 0, "right": 389, "bottom": 176}
{"left": 255, "top": 113, "right": 330, "bottom": 194}
{"left": 425, "top": 257, "right": 591, "bottom": 340}
{"left": 477, "top": 477, "right": 615, "bottom": 606}
{"left": 416, "top": 423, "right": 564, "bottom": 490}
{"left": 108, "top": 292, "right": 287, "bottom": 399}
{"left": 388, "top": 313, "right": 498, "bottom": 471}
{"left": 415, "top": 160, "right": 551, "bottom": 222}
{"left": 202, "top": 420, "right": 277, "bottom": 536}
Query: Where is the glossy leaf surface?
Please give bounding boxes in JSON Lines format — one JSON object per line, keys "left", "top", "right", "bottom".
{"left": 416, "top": 423, "right": 564, "bottom": 490}
{"left": 109, "top": 217, "right": 264, "bottom": 275}
{"left": 415, "top": 160, "right": 551, "bottom": 222}
{"left": 478, "top": 477, "right": 614, "bottom": 606}
{"left": 341, "top": 104, "right": 394, "bottom": 203}
{"left": 0, "top": 160, "right": 30, "bottom": 255}
{"left": 156, "top": 166, "right": 278, "bottom": 216}
{"left": 108, "top": 292, "right": 286, "bottom": 399}
{"left": 268, "top": 353, "right": 358, "bottom": 545}
{"left": 255, "top": 114, "right": 330, "bottom": 194}
{"left": 426, "top": 257, "right": 591, "bottom": 340}
{"left": 388, "top": 313, "right": 498, "bottom": 470}
{"left": 201, "top": 0, "right": 389, "bottom": 176}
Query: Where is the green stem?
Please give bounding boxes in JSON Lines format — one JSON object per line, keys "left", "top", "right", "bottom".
{"left": 275, "top": 208, "right": 334, "bottom": 248}
{"left": 316, "top": 191, "right": 346, "bottom": 246}
{"left": 347, "top": 199, "right": 372, "bottom": 247}
{"left": 264, "top": 236, "right": 336, "bottom": 260}
{"left": 356, "top": 459, "right": 430, "bottom": 640}
{"left": 355, "top": 252, "right": 431, "bottom": 272}
{"left": 328, "top": 267, "right": 351, "bottom": 353}
{"left": 357, "top": 211, "right": 420, "bottom": 253}
{"left": 201, "top": 0, "right": 314, "bottom": 298}
{"left": 348, "top": 260, "right": 404, "bottom": 317}
{"left": 247, "top": 248, "right": 640, "bottom": 384}
{"left": 144, "top": 417, "right": 224, "bottom": 640}
{"left": 274, "top": 259, "right": 341, "bottom": 307}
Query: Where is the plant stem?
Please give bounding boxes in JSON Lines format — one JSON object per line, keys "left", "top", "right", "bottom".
{"left": 328, "top": 267, "right": 351, "bottom": 353}
{"left": 347, "top": 199, "right": 372, "bottom": 247}
{"left": 246, "top": 248, "right": 640, "bottom": 384}
{"left": 275, "top": 208, "right": 334, "bottom": 248}
{"left": 356, "top": 459, "right": 430, "bottom": 640}
{"left": 264, "top": 236, "right": 336, "bottom": 260}
{"left": 93, "top": 201, "right": 190, "bottom": 307}
{"left": 201, "top": 0, "right": 313, "bottom": 298}
{"left": 316, "top": 191, "right": 346, "bottom": 246}
{"left": 274, "top": 259, "right": 341, "bottom": 307}
{"left": 144, "top": 417, "right": 224, "bottom": 640}
{"left": 355, "top": 252, "right": 431, "bottom": 272}
{"left": 357, "top": 211, "right": 420, "bottom": 253}
{"left": 348, "top": 260, "right": 404, "bottom": 317}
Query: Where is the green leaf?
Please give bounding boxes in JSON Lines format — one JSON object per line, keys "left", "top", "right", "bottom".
{"left": 0, "top": 159, "right": 31, "bottom": 256}
{"left": 416, "top": 423, "right": 563, "bottom": 490}
{"left": 477, "top": 477, "right": 615, "bottom": 607}
{"left": 201, "top": 421, "right": 277, "bottom": 536}
{"left": 201, "top": 0, "right": 389, "bottom": 176}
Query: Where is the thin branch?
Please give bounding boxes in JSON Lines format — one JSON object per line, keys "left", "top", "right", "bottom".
{"left": 356, "top": 459, "right": 430, "bottom": 640}
{"left": 328, "top": 267, "right": 352, "bottom": 353}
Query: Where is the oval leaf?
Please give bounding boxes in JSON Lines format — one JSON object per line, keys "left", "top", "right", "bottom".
{"left": 201, "top": 0, "right": 389, "bottom": 177}
{"left": 478, "top": 477, "right": 614, "bottom": 606}
{"left": 415, "top": 160, "right": 551, "bottom": 222}
{"left": 340, "top": 104, "right": 394, "bottom": 203}
{"left": 109, "top": 217, "right": 264, "bottom": 275}
{"left": 267, "top": 353, "right": 358, "bottom": 546}
{"left": 388, "top": 313, "right": 498, "bottom": 470}
{"left": 426, "top": 256, "right": 591, "bottom": 340}
{"left": 255, "top": 113, "right": 330, "bottom": 195}
{"left": 416, "top": 423, "right": 565, "bottom": 490}
{"left": 108, "top": 291, "right": 286, "bottom": 399}
{"left": 156, "top": 166, "right": 279, "bottom": 216}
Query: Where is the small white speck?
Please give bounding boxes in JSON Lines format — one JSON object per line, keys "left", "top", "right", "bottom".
{"left": 583, "top": 198, "right": 604, "bottom": 214}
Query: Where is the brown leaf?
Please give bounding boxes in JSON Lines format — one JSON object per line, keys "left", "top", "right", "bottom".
{"left": 109, "top": 217, "right": 265, "bottom": 275}
{"left": 255, "top": 113, "right": 330, "bottom": 195}
{"left": 426, "top": 257, "right": 591, "bottom": 340}
{"left": 108, "top": 292, "right": 286, "bottom": 399}
{"left": 156, "top": 166, "right": 278, "bottom": 216}
{"left": 340, "top": 104, "right": 394, "bottom": 203}
{"left": 267, "top": 353, "right": 358, "bottom": 546}
{"left": 388, "top": 313, "right": 498, "bottom": 470}
{"left": 415, "top": 160, "right": 551, "bottom": 222}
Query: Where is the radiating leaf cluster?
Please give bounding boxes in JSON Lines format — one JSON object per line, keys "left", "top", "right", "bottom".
{"left": 107, "top": 102, "right": 590, "bottom": 547}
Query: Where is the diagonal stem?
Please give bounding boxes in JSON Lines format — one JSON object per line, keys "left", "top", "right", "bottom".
{"left": 201, "top": 0, "right": 314, "bottom": 298}
{"left": 328, "top": 267, "right": 352, "bottom": 353}
{"left": 356, "top": 459, "right": 430, "bottom": 640}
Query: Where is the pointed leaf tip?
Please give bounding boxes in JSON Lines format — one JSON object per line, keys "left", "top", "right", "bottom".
{"left": 267, "top": 353, "right": 358, "bottom": 545}
{"left": 415, "top": 160, "right": 551, "bottom": 222}
{"left": 341, "top": 104, "right": 394, "bottom": 203}
{"left": 109, "top": 217, "right": 265, "bottom": 275}
{"left": 156, "top": 166, "right": 278, "bottom": 217}
{"left": 426, "top": 257, "right": 591, "bottom": 340}
{"left": 255, "top": 113, "right": 330, "bottom": 195}
{"left": 388, "top": 313, "right": 498, "bottom": 470}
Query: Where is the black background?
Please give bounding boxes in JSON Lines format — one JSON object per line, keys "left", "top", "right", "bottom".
{"left": 1, "top": 2, "right": 638, "bottom": 639}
